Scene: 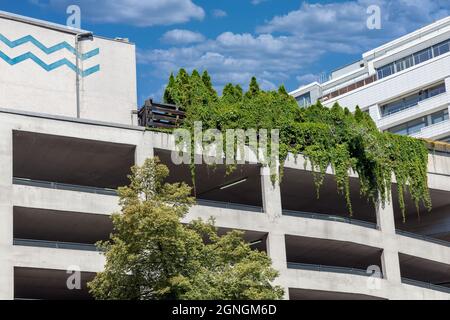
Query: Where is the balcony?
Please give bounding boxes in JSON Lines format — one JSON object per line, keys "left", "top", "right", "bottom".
{"left": 411, "top": 119, "right": 450, "bottom": 139}
{"left": 378, "top": 91, "right": 449, "bottom": 130}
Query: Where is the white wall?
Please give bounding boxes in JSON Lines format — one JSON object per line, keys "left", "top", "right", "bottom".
{"left": 0, "top": 16, "right": 136, "bottom": 125}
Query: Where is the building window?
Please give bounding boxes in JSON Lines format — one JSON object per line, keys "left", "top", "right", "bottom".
{"left": 395, "top": 56, "right": 414, "bottom": 73}
{"left": 377, "top": 63, "right": 395, "bottom": 79}
{"left": 296, "top": 92, "right": 312, "bottom": 108}
{"left": 413, "top": 47, "right": 433, "bottom": 65}
{"left": 388, "top": 108, "right": 449, "bottom": 136}
{"left": 381, "top": 83, "right": 446, "bottom": 117}
{"left": 376, "top": 37, "right": 450, "bottom": 80}
{"left": 433, "top": 40, "right": 450, "bottom": 57}
{"left": 431, "top": 109, "right": 449, "bottom": 125}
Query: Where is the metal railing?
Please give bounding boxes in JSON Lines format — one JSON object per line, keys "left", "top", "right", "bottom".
{"left": 196, "top": 199, "right": 263, "bottom": 213}
{"left": 282, "top": 209, "right": 377, "bottom": 229}
{"left": 396, "top": 229, "right": 450, "bottom": 247}
{"left": 13, "top": 177, "right": 118, "bottom": 196}
{"left": 287, "top": 262, "right": 380, "bottom": 278}
{"left": 13, "top": 238, "right": 101, "bottom": 252}
{"left": 402, "top": 277, "right": 450, "bottom": 294}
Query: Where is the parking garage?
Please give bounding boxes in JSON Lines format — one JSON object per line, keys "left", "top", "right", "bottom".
{"left": 281, "top": 168, "right": 377, "bottom": 227}
{"left": 13, "top": 130, "right": 136, "bottom": 192}
{"left": 285, "top": 235, "right": 383, "bottom": 277}
{"left": 13, "top": 207, "right": 112, "bottom": 251}
{"left": 393, "top": 185, "right": 450, "bottom": 245}
{"left": 14, "top": 267, "right": 95, "bottom": 300}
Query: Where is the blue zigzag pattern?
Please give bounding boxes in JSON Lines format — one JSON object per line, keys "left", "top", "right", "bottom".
{"left": 0, "top": 34, "right": 100, "bottom": 77}
{"left": 0, "top": 34, "right": 99, "bottom": 60}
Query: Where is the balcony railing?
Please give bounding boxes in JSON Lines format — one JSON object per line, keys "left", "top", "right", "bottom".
{"left": 282, "top": 209, "right": 377, "bottom": 229}
{"left": 287, "top": 262, "right": 381, "bottom": 278}
{"left": 13, "top": 238, "right": 101, "bottom": 252}
{"left": 138, "top": 99, "right": 185, "bottom": 129}
{"left": 196, "top": 199, "right": 263, "bottom": 213}
{"left": 396, "top": 229, "right": 450, "bottom": 247}
{"left": 13, "top": 177, "right": 118, "bottom": 196}
{"left": 321, "top": 74, "right": 377, "bottom": 102}
{"left": 402, "top": 277, "right": 450, "bottom": 294}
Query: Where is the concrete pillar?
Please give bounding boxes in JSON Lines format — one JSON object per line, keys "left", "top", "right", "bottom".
{"left": 135, "top": 133, "right": 154, "bottom": 166}
{"left": 375, "top": 198, "right": 396, "bottom": 234}
{"left": 381, "top": 249, "right": 402, "bottom": 284}
{"left": 266, "top": 232, "right": 289, "bottom": 300}
{"left": 376, "top": 195, "right": 402, "bottom": 283}
{"left": 0, "top": 126, "right": 14, "bottom": 299}
{"left": 260, "top": 166, "right": 282, "bottom": 219}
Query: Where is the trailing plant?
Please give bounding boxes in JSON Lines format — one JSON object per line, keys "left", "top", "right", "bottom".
{"left": 161, "top": 69, "right": 432, "bottom": 221}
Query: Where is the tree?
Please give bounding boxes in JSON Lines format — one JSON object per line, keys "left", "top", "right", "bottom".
{"left": 88, "top": 158, "right": 284, "bottom": 300}
{"left": 245, "top": 76, "right": 260, "bottom": 98}
{"left": 163, "top": 73, "right": 176, "bottom": 104}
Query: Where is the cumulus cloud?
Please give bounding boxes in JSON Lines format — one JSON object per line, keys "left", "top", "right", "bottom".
{"left": 30, "top": 0, "right": 205, "bottom": 26}
{"left": 212, "top": 9, "right": 227, "bottom": 18}
{"left": 138, "top": 31, "right": 320, "bottom": 94}
{"left": 138, "top": 0, "right": 450, "bottom": 98}
{"left": 161, "top": 29, "right": 205, "bottom": 44}
{"left": 257, "top": 0, "right": 450, "bottom": 53}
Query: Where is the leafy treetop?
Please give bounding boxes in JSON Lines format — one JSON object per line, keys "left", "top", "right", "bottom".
{"left": 88, "top": 158, "right": 284, "bottom": 300}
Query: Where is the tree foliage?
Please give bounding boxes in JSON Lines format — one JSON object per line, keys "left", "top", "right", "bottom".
{"left": 162, "top": 69, "right": 432, "bottom": 221}
{"left": 88, "top": 158, "right": 284, "bottom": 300}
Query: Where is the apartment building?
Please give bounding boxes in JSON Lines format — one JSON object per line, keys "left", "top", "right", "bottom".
{"left": 0, "top": 11, "right": 449, "bottom": 300}
{"left": 290, "top": 16, "right": 450, "bottom": 143}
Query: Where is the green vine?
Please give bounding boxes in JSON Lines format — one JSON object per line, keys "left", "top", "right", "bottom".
{"left": 161, "top": 69, "right": 432, "bottom": 221}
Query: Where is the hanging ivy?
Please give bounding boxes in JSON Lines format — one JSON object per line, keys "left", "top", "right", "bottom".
{"left": 160, "top": 69, "right": 432, "bottom": 221}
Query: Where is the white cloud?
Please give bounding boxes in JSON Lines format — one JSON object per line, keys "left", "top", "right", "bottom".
{"left": 31, "top": 0, "right": 205, "bottom": 26}
{"left": 161, "top": 29, "right": 205, "bottom": 44}
{"left": 212, "top": 9, "right": 227, "bottom": 18}
{"left": 134, "top": 0, "right": 450, "bottom": 99}
{"left": 138, "top": 31, "right": 319, "bottom": 95}
{"left": 251, "top": 0, "right": 268, "bottom": 5}
{"left": 257, "top": 0, "right": 450, "bottom": 53}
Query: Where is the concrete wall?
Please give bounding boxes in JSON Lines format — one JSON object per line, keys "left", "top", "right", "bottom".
{"left": 0, "top": 15, "right": 137, "bottom": 125}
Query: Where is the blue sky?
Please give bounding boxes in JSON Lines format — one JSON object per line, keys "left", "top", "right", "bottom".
{"left": 2, "top": 0, "right": 450, "bottom": 105}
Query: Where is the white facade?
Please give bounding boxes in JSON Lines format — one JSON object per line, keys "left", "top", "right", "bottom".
{"left": 0, "top": 11, "right": 137, "bottom": 125}
{"left": 291, "top": 16, "right": 450, "bottom": 143}
{"left": 0, "top": 12, "right": 449, "bottom": 300}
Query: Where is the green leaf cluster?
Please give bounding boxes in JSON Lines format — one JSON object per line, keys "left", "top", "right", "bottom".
{"left": 161, "top": 69, "right": 432, "bottom": 221}
{"left": 88, "top": 158, "right": 284, "bottom": 300}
